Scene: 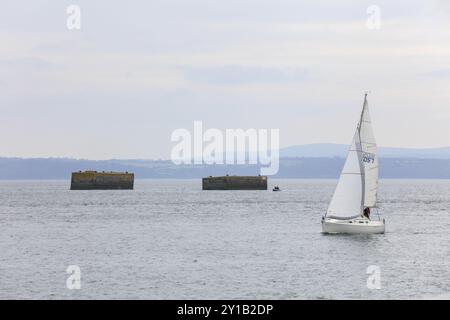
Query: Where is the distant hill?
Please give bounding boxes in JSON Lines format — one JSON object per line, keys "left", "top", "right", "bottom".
{"left": 280, "top": 143, "right": 450, "bottom": 159}
{"left": 1, "top": 156, "right": 450, "bottom": 180}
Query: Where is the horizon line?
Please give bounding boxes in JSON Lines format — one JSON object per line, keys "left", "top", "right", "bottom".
{"left": 1, "top": 143, "right": 450, "bottom": 161}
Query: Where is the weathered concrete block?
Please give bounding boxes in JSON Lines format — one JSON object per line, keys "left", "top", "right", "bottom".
{"left": 70, "top": 171, "right": 134, "bottom": 190}
{"left": 202, "top": 175, "right": 267, "bottom": 190}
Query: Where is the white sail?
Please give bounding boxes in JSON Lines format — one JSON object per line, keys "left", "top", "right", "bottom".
{"left": 326, "top": 131, "right": 364, "bottom": 219}
{"left": 359, "top": 95, "right": 378, "bottom": 207}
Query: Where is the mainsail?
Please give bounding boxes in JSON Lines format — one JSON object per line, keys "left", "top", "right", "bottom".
{"left": 359, "top": 95, "right": 378, "bottom": 207}
{"left": 326, "top": 94, "right": 378, "bottom": 219}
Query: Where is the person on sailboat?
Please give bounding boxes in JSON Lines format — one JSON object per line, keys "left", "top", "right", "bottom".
{"left": 363, "top": 207, "right": 371, "bottom": 219}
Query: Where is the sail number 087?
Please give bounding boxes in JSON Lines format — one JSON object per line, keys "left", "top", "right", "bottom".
{"left": 363, "top": 153, "right": 375, "bottom": 164}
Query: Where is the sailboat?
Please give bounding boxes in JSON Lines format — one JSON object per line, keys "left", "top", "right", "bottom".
{"left": 322, "top": 93, "right": 385, "bottom": 234}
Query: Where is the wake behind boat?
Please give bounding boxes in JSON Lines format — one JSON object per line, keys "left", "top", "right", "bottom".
{"left": 322, "top": 93, "right": 385, "bottom": 234}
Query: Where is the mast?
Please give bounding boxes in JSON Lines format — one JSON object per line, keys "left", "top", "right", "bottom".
{"left": 359, "top": 92, "right": 379, "bottom": 208}
{"left": 357, "top": 93, "right": 368, "bottom": 211}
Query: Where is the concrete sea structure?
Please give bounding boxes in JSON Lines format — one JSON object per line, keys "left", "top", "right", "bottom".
{"left": 70, "top": 171, "right": 134, "bottom": 190}
{"left": 202, "top": 175, "right": 267, "bottom": 190}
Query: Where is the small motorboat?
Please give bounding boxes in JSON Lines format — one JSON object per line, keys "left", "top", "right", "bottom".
{"left": 272, "top": 186, "right": 280, "bottom": 192}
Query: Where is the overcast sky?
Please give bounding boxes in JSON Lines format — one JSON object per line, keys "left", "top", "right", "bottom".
{"left": 1, "top": 0, "right": 450, "bottom": 159}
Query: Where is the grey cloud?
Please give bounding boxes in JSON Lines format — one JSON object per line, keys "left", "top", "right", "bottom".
{"left": 422, "top": 69, "right": 450, "bottom": 78}
{"left": 435, "top": 0, "right": 450, "bottom": 14}
{"left": 32, "top": 43, "right": 67, "bottom": 53}
{"left": 185, "top": 66, "right": 308, "bottom": 85}
{"left": 0, "top": 57, "right": 58, "bottom": 70}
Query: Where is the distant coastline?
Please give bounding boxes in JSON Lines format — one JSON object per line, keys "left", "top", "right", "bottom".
{"left": 1, "top": 156, "right": 450, "bottom": 180}
{"left": 2, "top": 144, "right": 450, "bottom": 180}
{"left": 279, "top": 143, "right": 450, "bottom": 159}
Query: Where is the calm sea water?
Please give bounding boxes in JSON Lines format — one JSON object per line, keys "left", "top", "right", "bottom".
{"left": 0, "top": 179, "right": 449, "bottom": 299}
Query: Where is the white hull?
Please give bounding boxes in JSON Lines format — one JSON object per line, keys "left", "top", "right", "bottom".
{"left": 322, "top": 217, "right": 385, "bottom": 234}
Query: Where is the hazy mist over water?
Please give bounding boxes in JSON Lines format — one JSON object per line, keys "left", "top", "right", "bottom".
{"left": 0, "top": 179, "right": 449, "bottom": 299}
